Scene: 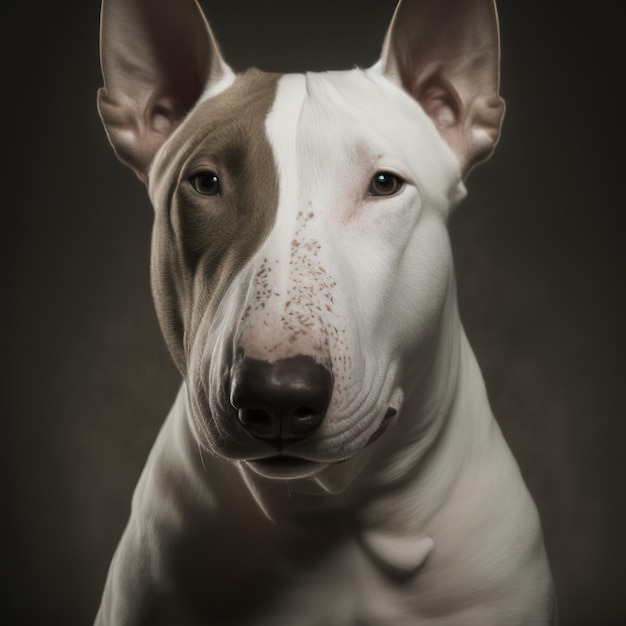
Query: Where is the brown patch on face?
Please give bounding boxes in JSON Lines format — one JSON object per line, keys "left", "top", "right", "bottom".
{"left": 148, "top": 69, "right": 281, "bottom": 375}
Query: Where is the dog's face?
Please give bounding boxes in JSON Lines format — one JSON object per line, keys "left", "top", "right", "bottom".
{"left": 98, "top": 0, "right": 504, "bottom": 481}
{"left": 149, "top": 68, "right": 462, "bottom": 477}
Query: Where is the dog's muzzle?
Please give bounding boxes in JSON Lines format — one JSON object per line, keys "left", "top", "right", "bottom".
{"left": 230, "top": 355, "right": 333, "bottom": 445}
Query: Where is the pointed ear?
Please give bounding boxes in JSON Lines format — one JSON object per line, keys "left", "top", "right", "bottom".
{"left": 380, "top": 0, "right": 505, "bottom": 176}
{"left": 97, "top": 0, "right": 234, "bottom": 181}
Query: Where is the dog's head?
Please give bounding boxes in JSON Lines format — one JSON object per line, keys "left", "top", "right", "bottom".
{"left": 98, "top": 0, "right": 504, "bottom": 482}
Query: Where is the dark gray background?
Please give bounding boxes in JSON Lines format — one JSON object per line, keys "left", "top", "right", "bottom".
{"left": 5, "top": 1, "right": 623, "bottom": 624}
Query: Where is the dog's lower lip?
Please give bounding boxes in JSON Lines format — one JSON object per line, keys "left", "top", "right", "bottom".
{"left": 253, "top": 456, "right": 314, "bottom": 467}
{"left": 245, "top": 456, "right": 328, "bottom": 480}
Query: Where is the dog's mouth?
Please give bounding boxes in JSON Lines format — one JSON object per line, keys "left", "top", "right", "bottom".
{"left": 245, "top": 456, "right": 330, "bottom": 480}
{"left": 243, "top": 406, "right": 398, "bottom": 480}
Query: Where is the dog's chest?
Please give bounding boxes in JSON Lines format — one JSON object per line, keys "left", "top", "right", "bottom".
{"left": 231, "top": 535, "right": 426, "bottom": 626}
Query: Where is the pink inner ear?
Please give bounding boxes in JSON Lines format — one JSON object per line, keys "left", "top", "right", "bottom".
{"left": 417, "top": 74, "right": 462, "bottom": 131}
{"left": 152, "top": 111, "right": 173, "bottom": 135}
{"left": 150, "top": 97, "right": 180, "bottom": 135}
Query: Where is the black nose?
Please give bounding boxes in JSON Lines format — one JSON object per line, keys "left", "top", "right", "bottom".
{"left": 230, "top": 355, "right": 333, "bottom": 443}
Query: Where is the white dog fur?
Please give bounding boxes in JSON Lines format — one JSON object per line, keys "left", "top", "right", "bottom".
{"left": 94, "top": 0, "right": 556, "bottom": 623}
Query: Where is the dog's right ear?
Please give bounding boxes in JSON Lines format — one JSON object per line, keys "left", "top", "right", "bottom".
{"left": 378, "top": 0, "right": 505, "bottom": 177}
{"left": 97, "top": 0, "right": 234, "bottom": 181}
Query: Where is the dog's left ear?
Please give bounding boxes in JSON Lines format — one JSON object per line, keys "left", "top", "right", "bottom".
{"left": 97, "top": 0, "right": 234, "bottom": 182}
{"left": 379, "top": 0, "right": 505, "bottom": 176}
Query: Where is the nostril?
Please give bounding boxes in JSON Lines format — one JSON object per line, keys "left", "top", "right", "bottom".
{"left": 291, "top": 408, "right": 323, "bottom": 436}
{"left": 293, "top": 407, "right": 317, "bottom": 420}
{"left": 237, "top": 408, "right": 276, "bottom": 439}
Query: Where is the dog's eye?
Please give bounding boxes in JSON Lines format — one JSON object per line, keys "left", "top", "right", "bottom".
{"left": 369, "top": 172, "right": 403, "bottom": 197}
{"left": 189, "top": 171, "right": 220, "bottom": 196}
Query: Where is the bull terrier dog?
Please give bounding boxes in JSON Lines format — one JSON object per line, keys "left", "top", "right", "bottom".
{"left": 94, "top": 0, "right": 556, "bottom": 623}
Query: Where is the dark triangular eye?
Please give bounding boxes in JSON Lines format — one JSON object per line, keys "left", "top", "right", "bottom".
{"left": 369, "top": 172, "right": 403, "bottom": 197}
{"left": 189, "top": 171, "right": 220, "bottom": 196}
